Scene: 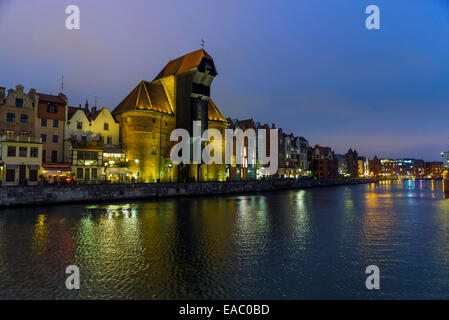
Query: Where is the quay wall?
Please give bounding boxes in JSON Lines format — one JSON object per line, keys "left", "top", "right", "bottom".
{"left": 0, "top": 178, "right": 376, "bottom": 208}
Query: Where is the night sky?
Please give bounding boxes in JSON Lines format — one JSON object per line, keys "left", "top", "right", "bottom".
{"left": 1, "top": 0, "right": 449, "bottom": 161}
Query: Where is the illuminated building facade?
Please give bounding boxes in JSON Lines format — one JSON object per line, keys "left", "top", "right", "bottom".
{"left": 34, "top": 92, "right": 67, "bottom": 164}
{"left": 380, "top": 158, "right": 425, "bottom": 178}
{"left": 113, "top": 49, "right": 228, "bottom": 182}
{"left": 0, "top": 85, "right": 43, "bottom": 185}
{"left": 425, "top": 162, "right": 444, "bottom": 178}
{"left": 358, "top": 156, "right": 369, "bottom": 177}
{"left": 369, "top": 155, "right": 382, "bottom": 177}
{"left": 65, "top": 104, "right": 124, "bottom": 182}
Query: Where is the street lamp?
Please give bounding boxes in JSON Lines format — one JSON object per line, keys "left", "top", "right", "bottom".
{"left": 168, "top": 163, "right": 172, "bottom": 182}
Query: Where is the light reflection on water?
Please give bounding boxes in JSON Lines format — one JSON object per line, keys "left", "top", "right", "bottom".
{"left": 0, "top": 180, "right": 449, "bottom": 299}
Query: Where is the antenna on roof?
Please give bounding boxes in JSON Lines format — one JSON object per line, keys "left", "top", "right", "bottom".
{"left": 61, "top": 75, "right": 64, "bottom": 92}
{"left": 201, "top": 38, "right": 205, "bottom": 49}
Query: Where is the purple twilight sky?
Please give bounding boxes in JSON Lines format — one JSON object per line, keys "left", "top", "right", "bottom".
{"left": 1, "top": 0, "right": 449, "bottom": 161}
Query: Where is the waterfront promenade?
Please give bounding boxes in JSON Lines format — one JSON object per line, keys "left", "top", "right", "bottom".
{"left": 0, "top": 178, "right": 375, "bottom": 208}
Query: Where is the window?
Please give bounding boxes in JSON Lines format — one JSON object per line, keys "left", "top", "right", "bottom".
{"left": 81, "top": 136, "right": 87, "bottom": 141}
{"left": 77, "top": 168, "right": 83, "bottom": 179}
{"left": 151, "top": 148, "right": 157, "bottom": 155}
{"left": 152, "top": 118, "right": 156, "bottom": 123}
{"left": 77, "top": 122, "right": 83, "bottom": 129}
{"left": 30, "top": 147, "right": 38, "bottom": 158}
{"left": 6, "top": 169, "right": 15, "bottom": 182}
{"left": 41, "top": 118, "right": 47, "bottom": 127}
{"left": 51, "top": 150, "right": 57, "bottom": 162}
{"left": 20, "top": 114, "right": 28, "bottom": 123}
{"left": 7, "top": 113, "right": 15, "bottom": 123}
{"left": 52, "top": 135, "right": 58, "bottom": 143}
{"left": 53, "top": 120, "right": 58, "bottom": 128}
{"left": 19, "top": 147, "right": 27, "bottom": 157}
{"left": 42, "top": 150, "right": 46, "bottom": 162}
{"left": 92, "top": 168, "right": 97, "bottom": 179}
{"left": 15, "top": 98, "right": 23, "bottom": 108}
{"left": 107, "top": 137, "right": 112, "bottom": 144}
{"left": 47, "top": 104, "right": 57, "bottom": 113}
{"left": 165, "top": 121, "right": 168, "bottom": 126}
{"left": 7, "top": 146, "right": 16, "bottom": 157}
{"left": 19, "top": 130, "right": 28, "bottom": 136}
{"left": 6, "top": 130, "right": 14, "bottom": 136}
{"left": 104, "top": 123, "right": 109, "bottom": 130}
{"left": 29, "top": 170, "right": 38, "bottom": 182}
{"left": 152, "top": 133, "right": 156, "bottom": 139}
{"left": 41, "top": 134, "right": 47, "bottom": 142}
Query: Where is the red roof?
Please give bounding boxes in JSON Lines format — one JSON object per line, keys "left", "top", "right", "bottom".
{"left": 154, "top": 49, "right": 213, "bottom": 80}
{"left": 37, "top": 93, "right": 67, "bottom": 104}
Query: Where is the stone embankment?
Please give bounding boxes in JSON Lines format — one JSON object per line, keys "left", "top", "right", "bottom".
{"left": 0, "top": 178, "right": 376, "bottom": 208}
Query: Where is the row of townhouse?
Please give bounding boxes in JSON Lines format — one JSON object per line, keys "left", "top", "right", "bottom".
{"left": 2, "top": 49, "right": 387, "bottom": 186}
{"left": 0, "top": 85, "right": 126, "bottom": 185}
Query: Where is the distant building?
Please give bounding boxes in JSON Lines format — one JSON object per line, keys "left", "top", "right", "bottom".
{"left": 345, "top": 148, "right": 359, "bottom": 178}
{"left": 336, "top": 154, "right": 349, "bottom": 177}
{"left": 358, "top": 156, "right": 369, "bottom": 177}
{"left": 369, "top": 155, "right": 381, "bottom": 177}
{"left": 441, "top": 151, "right": 449, "bottom": 168}
{"left": 226, "top": 118, "right": 257, "bottom": 181}
{"left": 380, "top": 158, "right": 424, "bottom": 178}
{"left": 312, "top": 145, "right": 338, "bottom": 179}
{"left": 298, "top": 136, "right": 310, "bottom": 174}
{"left": 425, "top": 162, "right": 444, "bottom": 178}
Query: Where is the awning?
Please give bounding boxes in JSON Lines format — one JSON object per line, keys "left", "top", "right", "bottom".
{"left": 42, "top": 163, "right": 72, "bottom": 171}
{"left": 6, "top": 164, "right": 17, "bottom": 170}
{"left": 103, "top": 146, "right": 125, "bottom": 154}
{"left": 106, "top": 167, "right": 134, "bottom": 175}
{"left": 28, "top": 165, "right": 40, "bottom": 170}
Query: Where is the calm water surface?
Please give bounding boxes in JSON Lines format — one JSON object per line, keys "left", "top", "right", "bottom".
{"left": 1, "top": 180, "right": 449, "bottom": 299}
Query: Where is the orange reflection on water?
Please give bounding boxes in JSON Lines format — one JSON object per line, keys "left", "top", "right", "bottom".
{"left": 32, "top": 214, "right": 49, "bottom": 257}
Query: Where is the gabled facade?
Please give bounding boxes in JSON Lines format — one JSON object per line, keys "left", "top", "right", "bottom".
{"left": 0, "top": 85, "right": 42, "bottom": 185}
{"left": 312, "top": 145, "right": 338, "bottom": 179}
{"left": 65, "top": 104, "right": 122, "bottom": 183}
{"left": 34, "top": 92, "right": 67, "bottom": 164}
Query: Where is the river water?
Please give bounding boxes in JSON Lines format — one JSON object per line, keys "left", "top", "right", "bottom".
{"left": 0, "top": 180, "right": 449, "bottom": 299}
